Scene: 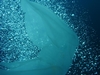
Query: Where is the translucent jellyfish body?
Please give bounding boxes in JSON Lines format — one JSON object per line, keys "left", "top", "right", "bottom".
{"left": 0, "top": 0, "right": 79, "bottom": 75}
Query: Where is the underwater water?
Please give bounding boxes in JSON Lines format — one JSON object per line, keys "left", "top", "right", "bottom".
{"left": 0, "top": 0, "right": 100, "bottom": 75}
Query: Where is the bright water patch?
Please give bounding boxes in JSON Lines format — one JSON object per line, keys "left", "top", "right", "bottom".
{"left": 0, "top": 0, "right": 40, "bottom": 63}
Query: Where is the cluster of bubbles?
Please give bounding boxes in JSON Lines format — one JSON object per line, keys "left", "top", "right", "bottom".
{"left": 0, "top": 0, "right": 41, "bottom": 63}
{"left": 31, "top": 0, "right": 100, "bottom": 74}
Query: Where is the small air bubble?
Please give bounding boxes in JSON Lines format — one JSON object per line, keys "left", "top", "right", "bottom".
{"left": 71, "top": 14, "right": 75, "bottom": 16}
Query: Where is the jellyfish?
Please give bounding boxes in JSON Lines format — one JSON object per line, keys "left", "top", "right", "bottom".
{"left": 0, "top": 0, "right": 79, "bottom": 75}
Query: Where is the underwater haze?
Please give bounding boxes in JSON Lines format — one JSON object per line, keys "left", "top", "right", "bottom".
{"left": 0, "top": 0, "right": 100, "bottom": 75}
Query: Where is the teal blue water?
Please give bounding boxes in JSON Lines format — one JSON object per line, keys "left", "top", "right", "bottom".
{"left": 0, "top": 0, "right": 100, "bottom": 75}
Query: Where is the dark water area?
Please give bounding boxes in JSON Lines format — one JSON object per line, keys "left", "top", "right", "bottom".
{"left": 77, "top": 0, "right": 100, "bottom": 38}
{"left": 66, "top": 0, "right": 100, "bottom": 75}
